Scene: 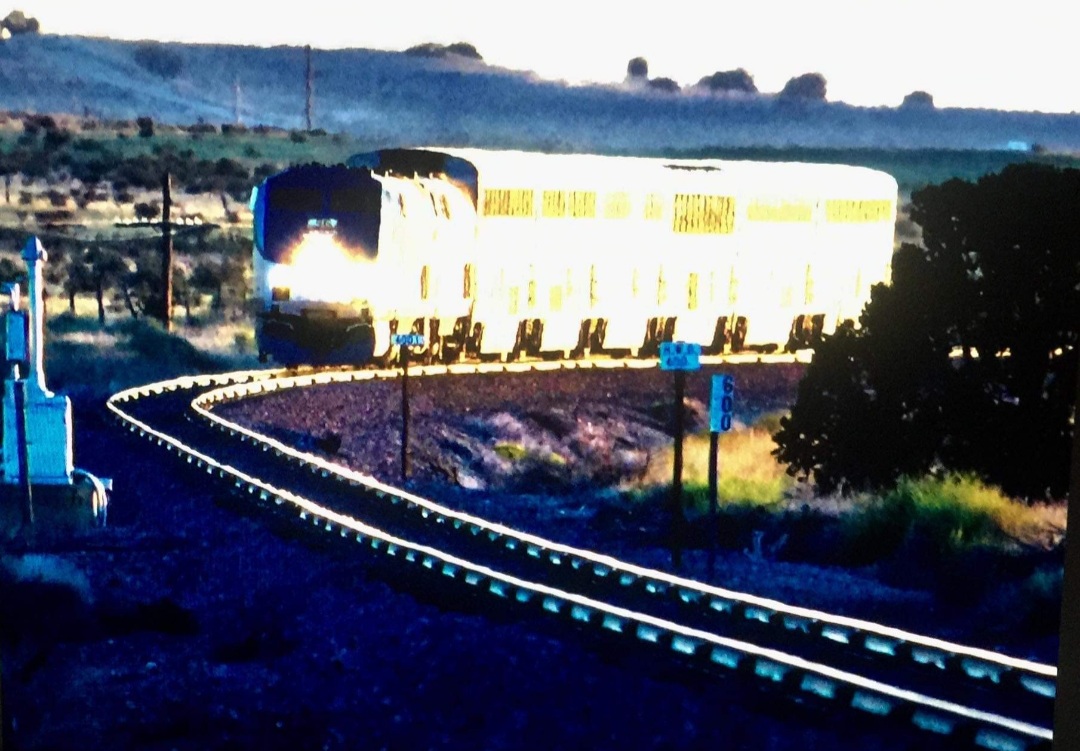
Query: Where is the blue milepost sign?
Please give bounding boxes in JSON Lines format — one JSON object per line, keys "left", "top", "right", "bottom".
{"left": 392, "top": 333, "right": 426, "bottom": 347}
{"left": 659, "top": 341, "right": 701, "bottom": 371}
{"left": 710, "top": 374, "right": 735, "bottom": 432}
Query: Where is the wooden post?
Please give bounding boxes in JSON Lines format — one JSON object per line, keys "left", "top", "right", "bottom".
{"left": 1053, "top": 359, "right": 1080, "bottom": 747}
{"left": 400, "top": 344, "right": 410, "bottom": 484}
{"left": 305, "top": 45, "right": 313, "bottom": 131}
{"left": 161, "top": 172, "right": 173, "bottom": 332}
{"left": 233, "top": 77, "right": 242, "bottom": 125}
{"left": 707, "top": 429, "right": 719, "bottom": 575}
{"left": 14, "top": 377, "right": 33, "bottom": 532}
{"left": 670, "top": 369, "right": 685, "bottom": 569}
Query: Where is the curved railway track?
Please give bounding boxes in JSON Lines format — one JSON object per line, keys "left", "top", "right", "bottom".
{"left": 106, "top": 358, "right": 1056, "bottom": 751}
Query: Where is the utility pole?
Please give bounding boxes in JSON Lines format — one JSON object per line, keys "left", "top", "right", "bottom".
{"left": 233, "top": 77, "right": 242, "bottom": 125}
{"left": 305, "top": 45, "right": 313, "bottom": 131}
{"left": 1053, "top": 362, "right": 1080, "bottom": 748}
{"left": 160, "top": 172, "right": 173, "bottom": 332}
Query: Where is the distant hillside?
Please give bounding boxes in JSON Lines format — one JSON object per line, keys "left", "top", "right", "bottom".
{"left": 2, "top": 34, "right": 1080, "bottom": 153}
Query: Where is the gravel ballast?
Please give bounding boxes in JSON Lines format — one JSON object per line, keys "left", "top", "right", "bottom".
{"left": 0, "top": 362, "right": 1057, "bottom": 749}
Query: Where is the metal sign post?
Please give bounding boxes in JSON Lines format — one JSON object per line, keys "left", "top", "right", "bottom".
{"left": 708, "top": 374, "right": 735, "bottom": 575}
{"left": 394, "top": 333, "right": 425, "bottom": 483}
{"left": 659, "top": 342, "right": 701, "bottom": 570}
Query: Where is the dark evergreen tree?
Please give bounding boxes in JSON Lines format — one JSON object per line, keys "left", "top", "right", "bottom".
{"left": 774, "top": 164, "right": 1080, "bottom": 498}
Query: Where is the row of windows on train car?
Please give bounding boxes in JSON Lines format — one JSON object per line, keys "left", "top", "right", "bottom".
{"left": 414, "top": 263, "right": 861, "bottom": 312}
{"left": 480, "top": 190, "right": 892, "bottom": 229}
{"left": 269, "top": 187, "right": 382, "bottom": 214}
{"left": 268, "top": 184, "right": 892, "bottom": 230}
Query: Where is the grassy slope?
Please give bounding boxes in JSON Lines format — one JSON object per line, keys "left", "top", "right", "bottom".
{"left": 3, "top": 32, "right": 1080, "bottom": 160}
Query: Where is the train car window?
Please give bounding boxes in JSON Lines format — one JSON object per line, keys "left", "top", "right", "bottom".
{"left": 825, "top": 199, "right": 892, "bottom": 223}
{"left": 420, "top": 266, "right": 430, "bottom": 301}
{"left": 398, "top": 194, "right": 407, "bottom": 218}
{"left": 543, "top": 190, "right": 566, "bottom": 218}
{"left": 441, "top": 194, "right": 452, "bottom": 219}
{"left": 644, "top": 194, "right": 664, "bottom": 221}
{"left": 673, "top": 194, "right": 735, "bottom": 234}
{"left": 688, "top": 273, "right": 699, "bottom": 311}
{"left": 747, "top": 200, "right": 813, "bottom": 222}
{"left": 604, "top": 192, "right": 631, "bottom": 219}
{"left": 329, "top": 188, "right": 379, "bottom": 214}
{"left": 483, "top": 188, "right": 534, "bottom": 217}
{"left": 804, "top": 264, "right": 815, "bottom": 304}
{"left": 527, "top": 279, "right": 537, "bottom": 308}
{"left": 569, "top": 191, "right": 596, "bottom": 218}
{"left": 270, "top": 187, "right": 323, "bottom": 212}
{"left": 463, "top": 264, "right": 475, "bottom": 299}
{"left": 550, "top": 286, "right": 563, "bottom": 312}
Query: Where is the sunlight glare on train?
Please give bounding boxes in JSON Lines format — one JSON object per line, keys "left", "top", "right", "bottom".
{"left": 278, "top": 231, "right": 376, "bottom": 305}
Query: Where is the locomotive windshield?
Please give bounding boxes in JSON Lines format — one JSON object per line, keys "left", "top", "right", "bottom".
{"left": 257, "top": 165, "right": 382, "bottom": 263}
{"left": 270, "top": 188, "right": 323, "bottom": 213}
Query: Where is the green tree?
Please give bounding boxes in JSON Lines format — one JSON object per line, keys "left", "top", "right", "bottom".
{"left": 1, "top": 10, "right": 40, "bottom": 36}
{"left": 626, "top": 57, "right": 649, "bottom": 81}
{"left": 773, "top": 163, "right": 1080, "bottom": 499}
{"left": 697, "top": 68, "right": 757, "bottom": 95}
{"left": 73, "top": 247, "right": 128, "bottom": 324}
{"left": 778, "top": 72, "right": 827, "bottom": 101}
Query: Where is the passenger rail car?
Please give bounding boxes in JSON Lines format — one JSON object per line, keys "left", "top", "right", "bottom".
{"left": 250, "top": 148, "right": 898, "bottom": 365}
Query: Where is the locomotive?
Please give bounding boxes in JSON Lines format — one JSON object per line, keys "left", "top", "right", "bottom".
{"left": 250, "top": 148, "right": 898, "bottom": 365}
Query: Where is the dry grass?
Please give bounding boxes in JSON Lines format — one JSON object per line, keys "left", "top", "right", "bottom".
{"left": 636, "top": 425, "right": 793, "bottom": 511}
{"left": 633, "top": 414, "right": 1064, "bottom": 555}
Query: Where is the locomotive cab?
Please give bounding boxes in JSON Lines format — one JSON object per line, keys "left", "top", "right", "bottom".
{"left": 252, "top": 165, "right": 383, "bottom": 365}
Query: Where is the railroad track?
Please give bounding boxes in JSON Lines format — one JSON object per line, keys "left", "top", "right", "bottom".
{"left": 106, "top": 358, "right": 1056, "bottom": 751}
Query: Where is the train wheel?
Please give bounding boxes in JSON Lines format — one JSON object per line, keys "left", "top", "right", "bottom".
{"left": 590, "top": 318, "right": 607, "bottom": 353}
{"left": 571, "top": 320, "right": 591, "bottom": 359}
{"left": 467, "top": 323, "right": 483, "bottom": 357}
{"left": 811, "top": 314, "right": 826, "bottom": 345}
{"left": 731, "top": 317, "right": 748, "bottom": 352}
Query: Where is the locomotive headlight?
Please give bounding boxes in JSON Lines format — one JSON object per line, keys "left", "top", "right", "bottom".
{"left": 281, "top": 230, "right": 375, "bottom": 305}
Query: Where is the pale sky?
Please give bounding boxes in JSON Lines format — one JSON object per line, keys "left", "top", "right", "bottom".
{"left": 10, "top": 0, "right": 1079, "bottom": 113}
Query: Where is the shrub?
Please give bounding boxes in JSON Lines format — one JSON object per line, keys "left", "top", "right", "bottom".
{"left": 186, "top": 122, "right": 218, "bottom": 135}
{"left": 133, "top": 42, "right": 183, "bottom": 78}
{"left": 136, "top": 116, "right": 154, "bottom": 138}
{"left": 46, "top": 188, "right": 69, "bottom": 207}
{"left": 698, "top": 69, "right": 758, "bottom": 95}
{"left": 626, "top": 57, "right": 648, "bottom": 80}
{"left": 133, "top": 201, "right": 160, "bottom": 221}
{"left": 1, "top": 10, "right": 40, "bottom": 36}
{"left": 839, "top": 474, "right": 1024, "bottom": 566}
{"left": 779, "top": 72, "right": 827, "bottom": 101}
{"left": 647, "top": 78, "right": 680, "bottom": 94}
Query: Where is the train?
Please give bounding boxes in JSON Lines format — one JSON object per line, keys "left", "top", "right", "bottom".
{"left": 249, "top": 147, "right": 898, "bottom": 366}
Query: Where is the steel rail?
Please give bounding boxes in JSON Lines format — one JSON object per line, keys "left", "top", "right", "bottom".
{"left": 107, "top": 370, "right": 1052, "bottom": 751}
{"left": 190, "top": 360, "right": 1058, "bottom": 711}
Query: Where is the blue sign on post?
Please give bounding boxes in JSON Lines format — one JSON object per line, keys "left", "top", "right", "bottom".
{"left": 710, "top": 374, "right": 735, "bottom": 432}
{"left": 392, "top": 333, "right": 425, "bottom": 347}
{"left": 659, "top": 341, "right": 701, "bottom": 371}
